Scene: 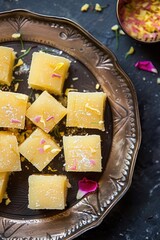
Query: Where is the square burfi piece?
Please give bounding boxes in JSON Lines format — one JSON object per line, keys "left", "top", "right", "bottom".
{"left": 66, "top": 92, "right": 106, "bottom": 131}
{"left": 28, "top": 174, "right": 69, "bottom": 210}
{"left": 0, "top": 91, "right": 28, "bottom": 129}
{"left": 19, "top": 128, "right": 61, "bottom": 171}
{"left": 0, "top": 131, "right": 21, "bottom": 172}
{"left": 0, "top": 46, "right": 15, "bottom": 86}
{"left": 28, "top": 52, "right": 70, "bottom": 95}
{"left": 0, "top": 172, "right": 9, "bottom": 203}
{"left": 63, "top": 135, "right": 102, "bottom": 172}
{"left": 26, "top": 91, "right": 67, "bottom": 133}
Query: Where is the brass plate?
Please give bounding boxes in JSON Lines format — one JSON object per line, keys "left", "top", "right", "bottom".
{"left": 0, "top": 10, "right": 141, "bottom": 240}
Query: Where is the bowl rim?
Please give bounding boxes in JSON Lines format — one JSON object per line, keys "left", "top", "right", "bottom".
{"left": 116, "top": 0, "right": 160, "bottom": 44}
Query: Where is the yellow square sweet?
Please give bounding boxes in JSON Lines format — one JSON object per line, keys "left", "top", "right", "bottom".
{"left": 63, "top": 135, "right": 102, "bottom": 172}
{"left": 26, "top": 91, "right": 67, "bottom": 133}
{"left": 0, "top": 131, "right": 21, "bottom": 172}
{"left": 0, "top": 91, "right": 28, "bottom": 129}
{"left": 19, "top": 128, "right": 61, "bottom": 171}
{"left": 0, "top": 172, "right": 10, "bottom": 203}
{"left": 28, "top": 174, "right": 69, "bottom": 210}
{"left": 28, "top": 52, "right": 70, "bottom": 95}
{"left": 66, "top": 92, "right": 106, "bottom": 131}
{"left": 0, "top": 46, "right": 15, "bottom": 86}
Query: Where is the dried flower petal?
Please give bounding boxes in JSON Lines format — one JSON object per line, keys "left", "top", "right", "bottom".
{"left": 5, "top": 198, "right": 11, "bottom": 206}
{"left": 120, "top": 0, "right": 160, "bottom": 42}
{"left": 157, "top": 78, "right": 160, "bottom": 84}
{"left": 65, "top": 88, "right": 78, "bottom": 96}
{"left": 95, "top": 83, "right": 100, "bottom": 90}
{"left": 81, "top": 3, "right": 90, "bottom": 12}
{"left": 95, "top": 3, "right": 102, "bottom": 12}
{"left": 76, "top": 177, "right": 98, "bottom": 199}
{"left": 11, "top": 118, "right": 21, "bottom": 123}
{"left": 51, "top": 148, "right": 60, "bottom": 153}
{"left": 135, "top": 61, "right": 158, "bottom": 73}
{"left": 90, "top": 159, "right": 96, "bottom": 165}
{"left": 70, "top": 159, "right": 77, "bottom": 170}
{"left": 40, "top": 116, "right": 46, "bottom": 126}
{"left": 72, "top": 77, "right": 78, "bottom": 81}
{"left": 46, "top": 116, "right": 54, "bottom": 122}
{"left": 119, "top": 29, "right": 125, "bottom": 35}
{"left": 14, "top": 83, "right": 19, "bottom": 92}
{"left": 40, "top": 138, "right": 46, "bottom": 144}
{"left": 38, "top": 147, "right": 44, "bottom": 154}
{"left": 111, "top": 25, "right": 120, "bottom": 50}
{"left": 52, "top": 73, "right": 61, "bottom": 78}
{"left": 111, "top": 24, "right": 119, "bottom": 31}
{"left": 12, "top": 33, "right": 21, "bottom": 39}
{"left": 43, "top": 145, "right": 51, "bottom": 151}
{"left": 34, "top": 115, "right": 41, "bottom": 123}
{"left": 48, "top": 166, "right": 57, "bottom": 172}
{"left": 13, "top": 59, "right": 24, "bottom": 70}
{"left": 125, "top": 46, "right": 135, "bottom": 58}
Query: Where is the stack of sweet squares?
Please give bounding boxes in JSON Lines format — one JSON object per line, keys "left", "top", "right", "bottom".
{"left": 0, "top": 46, "right": 107, "bottom": 210}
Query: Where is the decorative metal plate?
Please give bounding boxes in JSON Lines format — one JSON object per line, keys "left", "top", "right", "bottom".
{"left": 0, "top": 10, "right": 141, "bottom": 240}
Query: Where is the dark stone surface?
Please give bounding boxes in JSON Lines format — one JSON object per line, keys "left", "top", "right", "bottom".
{"left": 0, "top": 0, "right": 160, "bottom": 239}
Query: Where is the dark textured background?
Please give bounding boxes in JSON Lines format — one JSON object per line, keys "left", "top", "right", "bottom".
{"left": 0, "top": 0, "right": 160, "bottom": 239}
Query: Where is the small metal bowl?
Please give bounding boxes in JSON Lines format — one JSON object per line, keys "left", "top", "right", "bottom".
{"left": 116, "top": 0, "right": 160, "bottom": 43}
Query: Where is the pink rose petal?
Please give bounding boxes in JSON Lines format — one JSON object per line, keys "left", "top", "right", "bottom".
{"left": 70, "top": 165, "right": 77, "bottom": 170}
{"left": 70, "top": 159, "right": 77, "bottom": 170}
{"left": 52, "top": 73, "right": 61, "bottom": 78}
{"left": 11, "top": 118, "right": 21, "bottom": 123}
{"left": 90, "top": 159, "right": 96, "bottom": 165}
{"left": 46, "top": 116, "right": 54, "bottom": 122}
{"left": 34, "top": 115, "right": 41, "bottom": 123}
{"left": 135, "top": 61, "right": 158, "bottom": 73}
{"left": 40, "top": 138, "right": 46, "bottom": 144}
{"left": 38, "top": 147, "right": 44, "bottom": 154}
{"left": 76, "top": 177, "right": 98, "bottom": 199}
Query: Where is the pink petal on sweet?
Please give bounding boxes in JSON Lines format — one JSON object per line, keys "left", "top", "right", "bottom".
{"left": 46, "top": 116, "right": 54, "bottom": 122}
{"left": 135, "top": 61, "right": 158, "bottom": 73}
{"left": 11, "top": 118, "right": 21, "bottom": 123}
{"left": 90, "top": 159, "right": 96, "bottom": 165}
{"left": 38, "top": 147, "right": 44, "bottom": 154}
{"left": 34, "top": 115, "right": 41, "bottom": 123}
{"left": 52, "top": 73, "right": 61, "bottom": 78}
{"left": 70, "top": 159, "right": 77, "bottom": 170}
{"left": 76, "top": 177, "right": 98, "bottom": 200}
{"left": 40, "top": 138, "right": 46, "bottom": 144}
{"left": 70, "top": 165, "right": 77, "bottom": 170}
